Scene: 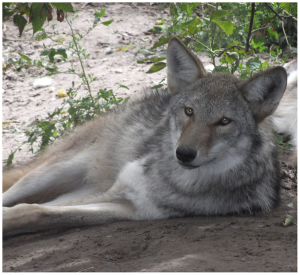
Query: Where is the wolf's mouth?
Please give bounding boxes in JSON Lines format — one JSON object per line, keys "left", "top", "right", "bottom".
{"left": 178, "top": 157, "right": 217, "bottom": 169}
{"left": 178, "top": 162, "right": 199, "bottom": 170}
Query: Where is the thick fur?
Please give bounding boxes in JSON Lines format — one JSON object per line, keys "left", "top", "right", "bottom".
{"left": 3, "top": 37, "right": 287, "bottom": 236}
{"left": 271, "top": 59, "right": 297, "bottom": 167}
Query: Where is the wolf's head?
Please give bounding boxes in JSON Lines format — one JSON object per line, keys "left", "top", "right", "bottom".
{"left": 167, "top": 37, "right": 287, "bottom": 169}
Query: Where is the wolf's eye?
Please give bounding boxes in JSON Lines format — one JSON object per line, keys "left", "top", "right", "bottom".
{"left": 219, "top": 117, "right": 231, "bottom": 126}
{"left": 184, "top": 107, "right": 194, "bottom": 116}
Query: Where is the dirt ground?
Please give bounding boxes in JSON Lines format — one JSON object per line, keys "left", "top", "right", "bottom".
{"left": 2, "top": 3, "right": 297, "bottom": 272}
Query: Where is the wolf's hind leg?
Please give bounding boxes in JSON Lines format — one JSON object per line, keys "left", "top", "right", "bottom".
{"left": 3, "top": 156, "right": 88, "bottom": 207}
{"left": 3, "top": 201, "right": 136, "bottom": 236}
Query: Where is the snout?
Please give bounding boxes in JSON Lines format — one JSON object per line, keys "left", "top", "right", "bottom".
{"left": 176, "top": 145, "right": 197, "bottom": 164}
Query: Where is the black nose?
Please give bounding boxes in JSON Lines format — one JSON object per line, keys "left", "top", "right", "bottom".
{"left": 176, "top": 146, "right": 197, "bottom": 163}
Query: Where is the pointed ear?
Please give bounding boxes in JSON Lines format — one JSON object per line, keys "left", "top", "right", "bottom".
{"left": 167, "top": 37, "right": 206, "bottom": 94}
{"left": 237, "top": 67, "right": 287, "bottom": 123}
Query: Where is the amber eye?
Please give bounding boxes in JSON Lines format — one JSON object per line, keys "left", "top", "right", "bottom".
{"left": 219, "top": 117, "right": 231, "bottom": 126}
{"left": 184, "top": 107, "right": 194, "bottom": 116}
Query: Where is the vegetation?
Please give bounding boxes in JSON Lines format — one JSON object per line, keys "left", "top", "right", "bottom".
{"left": 3, "top": 3, "right": 297, "bottom": 165}
{"left": 139, "top": 2, "right": 297, "bottom": 84}
{"left": 4, "top": 3, "right": 128, "bottom": 165}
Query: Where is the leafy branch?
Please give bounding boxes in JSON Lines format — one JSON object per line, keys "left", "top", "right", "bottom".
{"left": 65, "top": 15, "right": 95, "bottom": 105}
{"left": 3, "top": 3, "right": 74, "bottom": 37}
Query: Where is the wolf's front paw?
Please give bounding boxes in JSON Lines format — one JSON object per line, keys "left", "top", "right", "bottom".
{"left": 3, "top": 206, "right": 15, "bottom": 237}
{"left": 3, "top": 204, "right": 40, "bottom": 237}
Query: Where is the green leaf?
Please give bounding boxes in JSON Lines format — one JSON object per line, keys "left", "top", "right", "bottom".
{"left": 219, "top": 57, "right": 227, "bottom": 64}
{"left": 235, "top": 48, "right": 246, "bottom": 54}
{"left": 210, "top": 10, "right": 229, "bottom": 21}
{"left": 147, "top": 25, "right": 165, "bottom": 33}
{"left": 261, "top": 61, "right": 269, "bottom": 68}
{"left": 187, "top": 17, "right": 201, "bottom": 35}
{"left": 49, "top": 50, "right": 56, "bottom": 62}
{"left": 46, "top": 67, "right": 58, "bottom": 73}
{"left": 50, "top": 3, "right": 74, "bottom": 12}
{"left": 151, "top": 36, "right": 171, "bottom": 49}
{"left": 224, "top": 54, "right": 237, "bottom": 64}
{"left": 94, "top": 8, "right": 105, "bottom": 26}
{"left": 267, "top": 29, "right": 279, "bottom": 39}
{"left": 41, "top": 48, "right": 67, "bottom": 62}
{"left": 102, "top": 19, "right": 114, "bottom": 26}
{"left": 31, "top": 3, "right": 47, "bottom": 34}
{"left": 6, "top": 151, "right": 15, "bottom": 167}
{"left": 119, "top": 85, "right": 129, "bottom": 90}
{"left": 97, "top": 8, "right": 106, "bottom": 18}
{"left": 3, "top": 6, "right": 16, "bottom": 18}
{"left": 280, "top": 3, "right": 293, "bottom": 13}
{"left": 250, "top": 40, "right": 264, "bottom": 49}
{"left": 137, "top": 56, "right": 166, "bottom": 64}
{"left": 212, "top": 20, "right": 233, "bottom": 35}
{"left": 13, "top": 14, "right": 27, "bottom": 37}
{"left": 185, "top": 3, "right": 191, "bottom": 16}
{"left": 258, "top": 46, "right": 268, "bottom": 53}
{"left": 146, "top": 62, "right": 166, "bottom": 74}
{"left": 150, "top": 84, "right": 164, "bottom": 89}
{"left": 41, "top": 50, "right": 51, "bottom": 56}
{"left": 19, "top": 53, "right": 30, "bottom": 61}
{"left": 246, "top": 58, "right": 261, "bottom": 70}
{"left": 36, "top": 33, "right": 47, "bottom": 40}
{"left": 57, "top": 48, "right": 67, "bottom": 58}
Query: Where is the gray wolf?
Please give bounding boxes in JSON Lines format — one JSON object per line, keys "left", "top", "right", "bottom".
{"left": 271, "top": 58, "right": 297, "bottom": 167}
{"left": 3, "top": 37, "right": 287, "bottom": 236}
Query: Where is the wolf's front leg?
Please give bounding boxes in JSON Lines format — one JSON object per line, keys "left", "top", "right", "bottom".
{"left": 3, "top": 202, "right": 136, "bottom": 237}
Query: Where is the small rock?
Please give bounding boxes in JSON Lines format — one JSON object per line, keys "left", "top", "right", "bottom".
{"left": 18, "top": 99, "right": 31, "bottom": 106}
{"left": 97, "top": 41, "right": 110, "bottom": 47}
{"left": 115, "top": 68, "right": 123, "bottom": 74}
{"left": 49, "top": 86, "right": 56, "bottom": 93}
{"left": 3, "top": 98, "right": 14, "bottom": 104}
{"left": 33, "top": 77, "right": 53, "bottom": 89}
{"left": 5, "top": 71, "right": 18, "bottom": 81}
{"left": 6, "top": 83, "right": 13, "bottom": 89}
{"left": 105, "top": 47, "right": 113, "bottom": 55}
{"left": 204, "top": 64, "right": 214, "bottom": 73}
{"left": 29, "top": 92, "right": 41, "bottom": 97}
{"left": 87, "top": 62, "right": 94, "bottom": 68}
{"left": 281, "top": 180, "right": 292, "bottom": 190}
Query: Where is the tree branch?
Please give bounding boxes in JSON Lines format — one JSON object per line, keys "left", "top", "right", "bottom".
{"left": 251, "top": 16, "right": 276, "bottom": 35}
{"left": 265, "top": 3, "right": 283, "bottom": 21}
{"left": 245, "top": 3, "right": 255, "bottom": 53}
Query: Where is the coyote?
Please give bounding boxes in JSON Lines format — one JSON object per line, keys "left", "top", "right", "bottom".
{"left": 271, "top": 58, "right": 297, "bottom": 167}
{"left": 3, "top": 37, "right": 287, "bottom": 236}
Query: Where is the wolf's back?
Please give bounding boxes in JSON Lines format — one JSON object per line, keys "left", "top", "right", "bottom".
{"left": 3, "top": 89, "right": 172, "bottom": 192}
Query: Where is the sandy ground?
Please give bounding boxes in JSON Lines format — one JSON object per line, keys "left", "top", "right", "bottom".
{"left": 2, "top": 3, "right": 297, "bottom": 272}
